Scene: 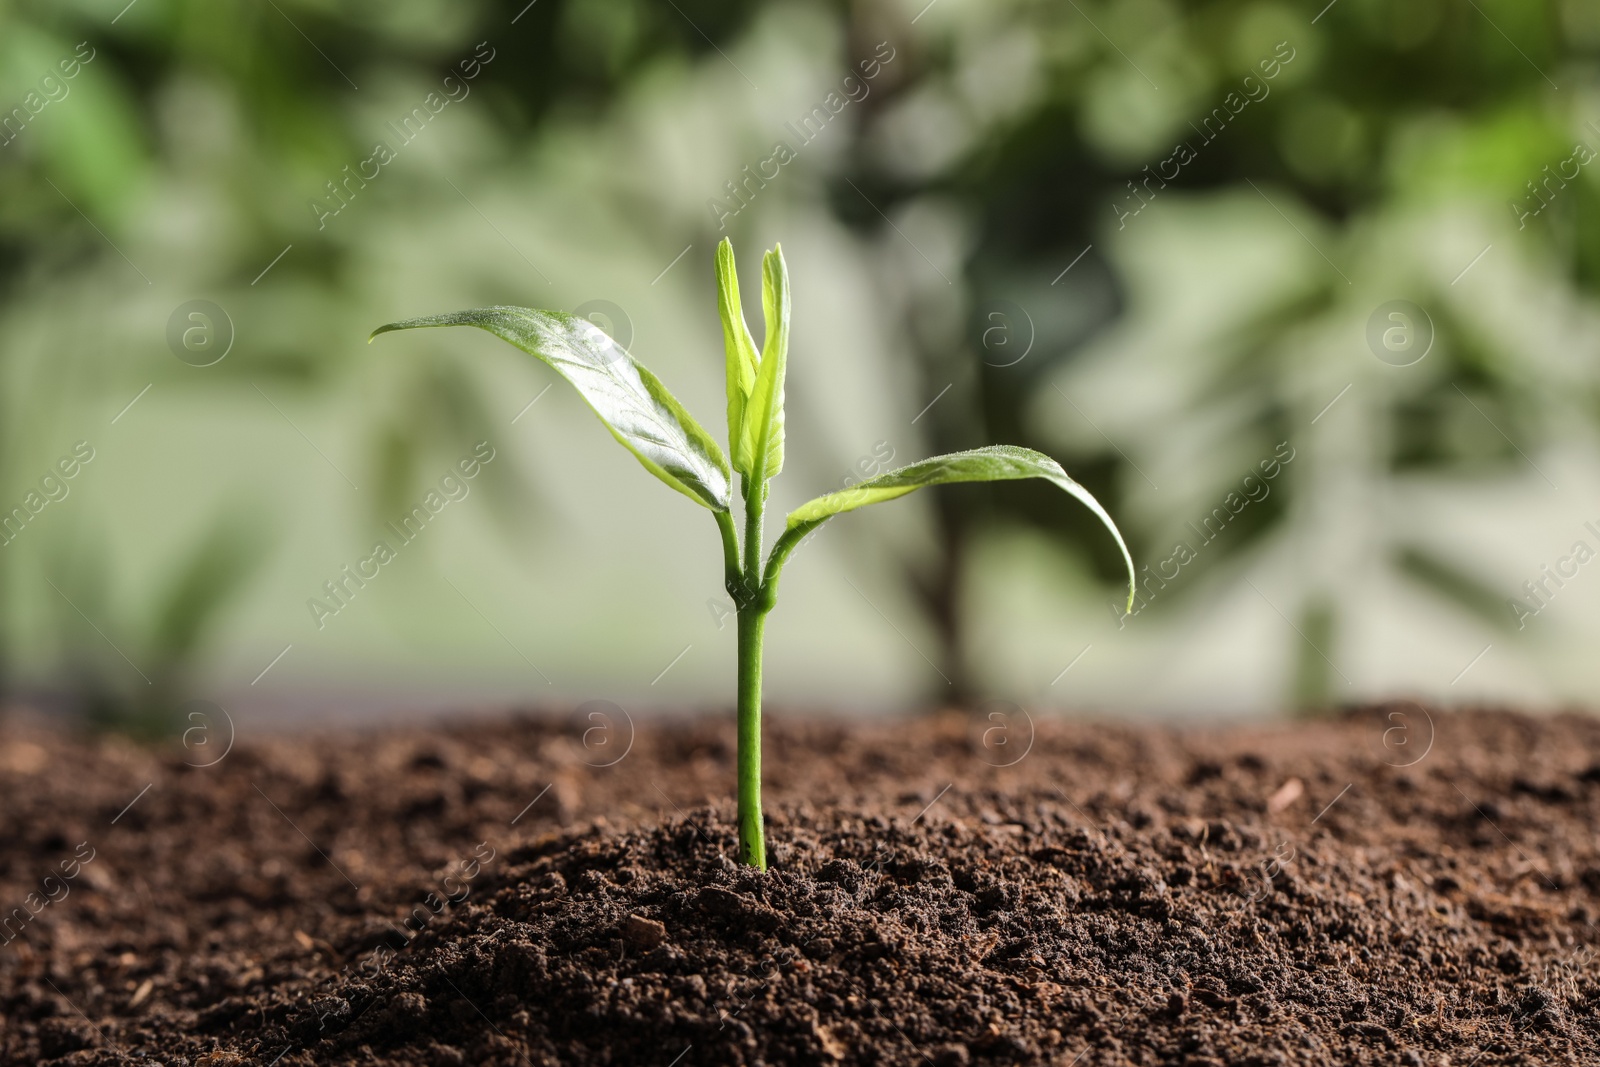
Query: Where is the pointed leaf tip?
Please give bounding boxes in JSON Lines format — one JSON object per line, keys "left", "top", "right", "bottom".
{"left": 785, "top": 444, "right": 1135, "bottom": 608}
{"left": 716, "top": 242, "right": 761, "bottom": 474}
{"left": 371, "top": 306, "right": 731, "bottom": 511}
{"left": 741, "top": 245, "right": 790, "bottom": 480}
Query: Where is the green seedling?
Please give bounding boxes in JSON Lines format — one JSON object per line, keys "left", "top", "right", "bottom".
{"left": 373, "top": 239, "right": 1135, "bottom": 870}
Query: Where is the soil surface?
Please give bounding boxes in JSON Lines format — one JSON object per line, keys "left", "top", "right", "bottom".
{"left": 0, "top": 704, "right": 1597, "bottom": 1066}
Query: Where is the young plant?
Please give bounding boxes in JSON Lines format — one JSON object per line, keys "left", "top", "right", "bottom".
{"left": 372, "top": 239, "right": 1135, "bottom": 870}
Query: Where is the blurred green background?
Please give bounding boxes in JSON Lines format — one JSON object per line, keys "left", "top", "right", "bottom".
{"left": 1, "top": 0, "right": 1597, "bottom": 730}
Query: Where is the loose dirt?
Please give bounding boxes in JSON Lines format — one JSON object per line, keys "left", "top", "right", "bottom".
{"left": 0, "top": 705, "right": 1596, "bottom": 1065}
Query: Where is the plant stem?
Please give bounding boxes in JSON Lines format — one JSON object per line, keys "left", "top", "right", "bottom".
{"left": 715, "top": 509, "right": 743, "bottom": 577}
{"left": 735, "top": 605, "right": 767, "bottom": 869}
{"left": 763, "top": 520, "right": 818, "bottom": 588}
{"left": 734, "top": 475, "right": 771, "bottom": 869}
{"left": 741, "top": 478, "right": 766, "bottom": 587}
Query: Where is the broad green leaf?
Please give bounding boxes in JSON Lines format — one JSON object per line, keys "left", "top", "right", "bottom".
{"left": 739, "top": 245, "right": 789, "bottom": 480}
{"left": 786, "top": 445, "right": 1136, "bottom": 609}
{"left": 372, "top": 307, "right": 731, "bottom": 512}
{"left": 715, "top": 239, "right": 760, "bottom": 474}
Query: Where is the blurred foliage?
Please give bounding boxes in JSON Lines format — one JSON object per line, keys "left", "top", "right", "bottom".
{"left": 46, "top": 508, "right": 269, "bottom": 737}
{"left": 0, "top": 0, "right": 1595, "bottom": 724}
{"left": 834, "top": 0, "right": 1600, "bottom": 706}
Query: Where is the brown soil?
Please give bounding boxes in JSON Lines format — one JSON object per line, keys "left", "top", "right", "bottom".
{"left": 0, "top": 705, "right": 1597, "bottom": 1066}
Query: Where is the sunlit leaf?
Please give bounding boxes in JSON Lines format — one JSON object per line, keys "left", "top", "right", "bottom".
{"left": 372, "top": 307, "right": 731, "bottom": 512}
{"left": 739, "top": 245, "right": 789, "bottom": 480}
{"left": 716, "top": 239, "right": 760, "bottom": 473}
{"left": 785, "top": 445, "right": 1136, "bottom": 609}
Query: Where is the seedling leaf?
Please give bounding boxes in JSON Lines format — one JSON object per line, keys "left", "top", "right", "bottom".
{"left": 783, "top": 444, "right": 1136, "bottom": 609}
{"left": 372, "top": 307, "right": 731, "bottom": 511}
{"left": 739, "top": 245, "right": 789, "bottom": 480}
{"left": 716, "top": 239, "right": 760, "bottom": 475}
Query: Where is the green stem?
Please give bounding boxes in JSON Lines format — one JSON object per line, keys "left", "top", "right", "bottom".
{"left": 734, "top": 476, "right": 772, "bottom": 868}
{"left": 736, "top": 605, "right": 767, "bottom": 869}
{"left": 715, "top": 509, "right": 742, "bottom": 582}
{"left": 763, "top": 519, "right": 821, "bottom": 588}
{"left": 741, "top": 477, "right": 765, "bottom": 586}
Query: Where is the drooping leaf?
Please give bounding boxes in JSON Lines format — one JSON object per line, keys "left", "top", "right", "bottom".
{"left": 715, "top": 239, "right": 760, "bottom": 474}
{"left": 785, "top": 444, "right": 1136, "bottom": 609}
{"left": 739, "top": 244, "right": 789, "bottom": 480}
{"left": 372, "top": 307, "right": 731, "bottom": 512}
